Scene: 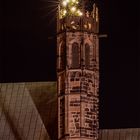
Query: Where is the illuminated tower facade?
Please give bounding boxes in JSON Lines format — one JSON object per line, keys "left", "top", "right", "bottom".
{"left": 57, "top": 0, "right": 99, "bottom": 140}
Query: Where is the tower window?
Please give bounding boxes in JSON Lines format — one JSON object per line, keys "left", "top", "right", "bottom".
{"left": 85, "top": 43, "right": 90, "bottom": 68}
{"left": 71, "top": 42, "right": 80, "bottom": 68}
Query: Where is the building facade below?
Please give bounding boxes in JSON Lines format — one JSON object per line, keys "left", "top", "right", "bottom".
{"left": 0, "top": 82, "right": 139, "bottom": 140}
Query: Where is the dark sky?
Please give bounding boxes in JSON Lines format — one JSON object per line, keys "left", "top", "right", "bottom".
{"left": 1, "top": 0, "right": 140, "bottom": 129}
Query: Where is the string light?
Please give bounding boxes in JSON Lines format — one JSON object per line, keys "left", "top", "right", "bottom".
{"left": 72, "top": 0, "right": 76, "bottom": 3}
{"left": 60, "top": 0, "right": 83, "bottom": 17}
{"left": 77, "top": 10, "right": 83, "bottom": 16}
{"left": 63, "top": 9, "right": 67, "bottom": 15}
{"left": 71, "top": 6, "right": 76, "bottom": 12}
{"left": 62, "top": 1, "right": 67, "bottom": 7}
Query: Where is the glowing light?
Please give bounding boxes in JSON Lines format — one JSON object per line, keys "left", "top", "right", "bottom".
{"left": 79, "top": 12, "right": 83, "bottom": 16}
{"left": 63, "top": 9, "right": 67, "bottom": 15}
{"left": 76, "top": 1, "right": 79, "bottom": 4}
{"left": 62, "top": 1, "right": 67, "bottom": 7}
{"left": 72, "top": 0, "right": 76, "bottom": 2}
{"left": 77, "top": 10, "right": 83, "bottom": 16}
{"left": 96, "top": 7, "right": 99, "bottom": 22}
{"left": 60, "top": 0, "right": 82, "bottom": 17}
{"left": 71, "top": 6, "right": 76, "bottom": 12}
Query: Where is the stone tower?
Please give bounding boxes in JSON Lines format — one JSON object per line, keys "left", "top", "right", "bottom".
{"left": 57, "top": 0, "right": 99, "bottom": 140}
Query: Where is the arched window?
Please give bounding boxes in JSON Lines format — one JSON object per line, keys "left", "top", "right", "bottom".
{"left": 72, "top": 42, "right": 79, "bottom": 68}
{"left": 85, "top": 43, "right": 90, "bottom": 68}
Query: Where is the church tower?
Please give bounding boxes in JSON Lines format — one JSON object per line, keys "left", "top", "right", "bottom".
{"left": 57, "top": 0, "right": 99, "bottom": 139}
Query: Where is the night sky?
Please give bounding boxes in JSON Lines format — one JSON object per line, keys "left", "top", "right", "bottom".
{"left": 1, "top": 0, "right": 139, "bottom": 129}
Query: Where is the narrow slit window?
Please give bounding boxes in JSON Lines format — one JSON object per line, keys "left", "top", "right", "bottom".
{"left": 85, "top": 43, "right": 90, "bottom": 68}
{"left": 72, "top": 42, "right": 79, "bottom": 68}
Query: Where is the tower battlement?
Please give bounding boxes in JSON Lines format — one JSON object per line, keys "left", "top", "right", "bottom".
{"left": 57, "top": 0, "right": 99, "bottom": 33}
